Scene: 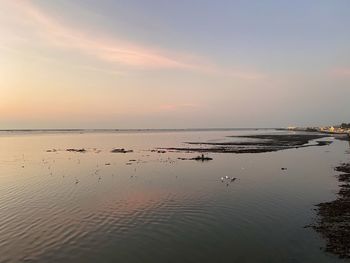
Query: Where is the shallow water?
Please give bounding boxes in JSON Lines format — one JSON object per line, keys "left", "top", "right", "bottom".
{"left": 0, "top": 130, "right": 349, "bottom": 263}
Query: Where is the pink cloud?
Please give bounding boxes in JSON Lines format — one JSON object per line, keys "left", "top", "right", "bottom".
{"left": 7, "top": 0, "right": 266, "bottom": 79}
{"left": 10, "top": 0, "right": 192, "bottom": 69}
{"left": 158, "top": 103, "right": 200, "bottom": 112}
{"left": 330, "top": 68, "right": 350, "bottom": 78}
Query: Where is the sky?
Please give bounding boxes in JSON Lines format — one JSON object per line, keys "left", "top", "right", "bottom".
{"left": 0, "top": 0, "right": 349, "bottom": 129}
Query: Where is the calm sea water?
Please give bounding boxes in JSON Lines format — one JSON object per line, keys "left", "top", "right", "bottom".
{"left": 0, "top": 130, "right": 349, "bottom": 263}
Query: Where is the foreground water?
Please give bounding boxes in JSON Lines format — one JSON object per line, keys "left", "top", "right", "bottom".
{"left": 0, "top": 130, "right": 349, "bottom": 263}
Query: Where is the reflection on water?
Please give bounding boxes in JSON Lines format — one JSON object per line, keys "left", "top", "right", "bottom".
{"left": 0, "top": 130, "right": 348, "bottom": 263}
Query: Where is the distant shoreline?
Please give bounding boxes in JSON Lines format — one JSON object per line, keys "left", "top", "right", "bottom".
{"left": 0, "top": 128, "right": 279, "bottom": 133}
{"left": 0, "top": 128, "right": 278, "bottom": 131}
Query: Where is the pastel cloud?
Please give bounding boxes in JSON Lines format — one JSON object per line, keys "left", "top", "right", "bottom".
{"left": 158, "top": 103, "right": 200, "bottom": 112}
{"left": 330, "top": 68, "right": 350, "bottom": 78}
{"left": 6, "top": 0, "right": 265, "bottom": 79}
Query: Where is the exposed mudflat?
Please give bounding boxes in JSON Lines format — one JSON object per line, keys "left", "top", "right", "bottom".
{"left": 161, "top": 133, "right": 331, "bottom": 154}
{"left": 312, "top": 162, "right": 350, "bottom": 258}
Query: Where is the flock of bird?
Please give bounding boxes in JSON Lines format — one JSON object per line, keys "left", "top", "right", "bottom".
{"left": 22, "top": 148, "right": 240, "bottom": 187}
{"left": 220, "top": 175, "right": 237, "bottom": 186}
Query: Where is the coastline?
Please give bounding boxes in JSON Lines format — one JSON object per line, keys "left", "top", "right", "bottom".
{"left": 311, "top": 162, "right": 350, "bottom": 258}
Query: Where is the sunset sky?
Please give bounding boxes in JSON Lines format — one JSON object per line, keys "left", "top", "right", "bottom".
{"left": 1, "top": 0, "right": 349, "bottom": 129}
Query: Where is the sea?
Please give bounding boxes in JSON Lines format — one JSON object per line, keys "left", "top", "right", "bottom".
{"left": 0, "top": 129, "right": 349, "bottom": 263}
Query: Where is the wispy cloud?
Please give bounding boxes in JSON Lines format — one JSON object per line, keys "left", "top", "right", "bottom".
{"left": 5, "top": 0, "right": 266, "bottom": 79}
{"left": 158, "top": 103, "right": 200, "bottom": 112}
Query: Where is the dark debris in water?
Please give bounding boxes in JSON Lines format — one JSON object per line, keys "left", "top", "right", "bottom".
{"left": 151, "top": 150, "right": 167, "bottom": 153}
{"left": 311, "top": 162, "right": 350, "bottom": 258}
{"left": 178, "top": 154, "right": 213, "bottom": 162}
{"left": 66, "top": 148, "right": 86, "bottom": 153}
{"left": 191, "top": 154, "right": 213, "bottom": 161}
{"left": 111, "top": 148, "right": 133, "bottom": 153}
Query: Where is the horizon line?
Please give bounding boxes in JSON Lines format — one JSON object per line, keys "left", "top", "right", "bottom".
{"left": 0, "top": 127, "right": 282, "bottom": 132}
